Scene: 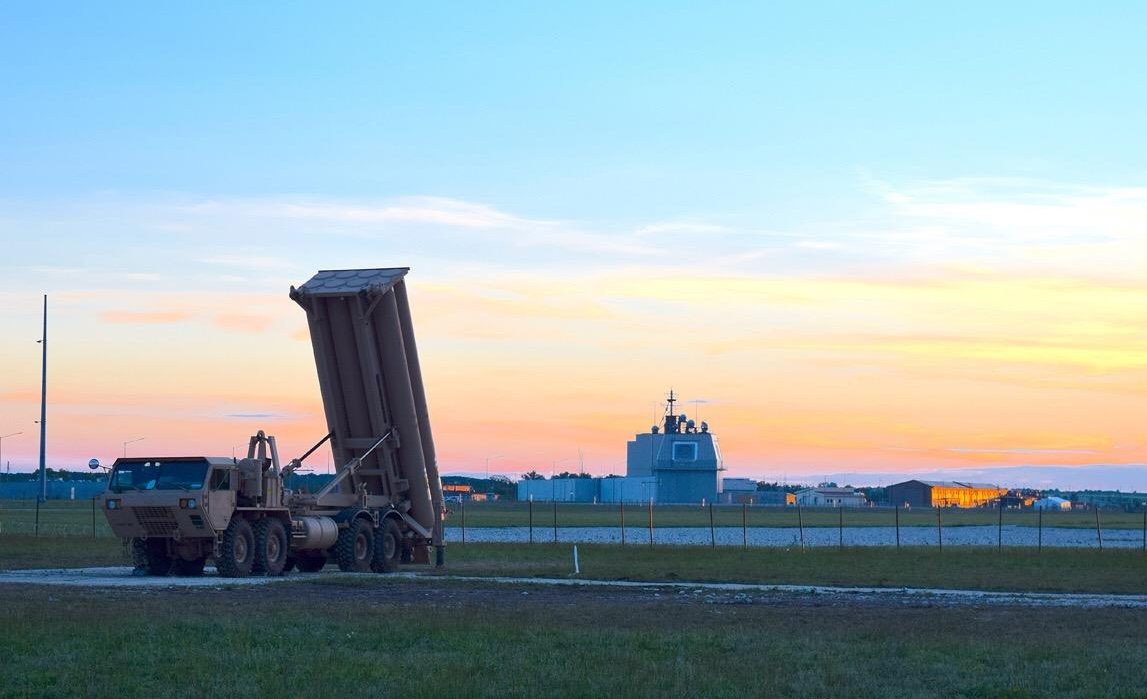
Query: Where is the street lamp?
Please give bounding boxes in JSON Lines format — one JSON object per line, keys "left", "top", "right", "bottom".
{"left": 485, "top": 454, "right": 504, "bottom": 480}
{"left": 0, "top": 431, "right": 21, "bottom": 479}
{"left": 233, "top": 444, "right": 246, "bottom": 460}
{"left": 123, "top": 436, "right": 145, "bottom": 457}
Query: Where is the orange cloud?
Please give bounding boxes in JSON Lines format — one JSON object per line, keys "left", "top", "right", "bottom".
{"left": 215, "top": 313, "right": 273, "bottom": 333}
{"left": 101, "top": 310, "right": 194, "bottom": 324}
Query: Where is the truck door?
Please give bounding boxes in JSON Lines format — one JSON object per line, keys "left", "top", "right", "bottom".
{"left": 206, "top": 467, "right": 237, "bottom": 531}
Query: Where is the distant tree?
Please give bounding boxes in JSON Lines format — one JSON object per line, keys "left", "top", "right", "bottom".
{"left": 521, "top": 471, "right": 545, "bottom": 481}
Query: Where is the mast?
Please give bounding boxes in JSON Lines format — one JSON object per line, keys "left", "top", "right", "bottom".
{"left": 37, "top": 294, "right": 47, "bottom": 503}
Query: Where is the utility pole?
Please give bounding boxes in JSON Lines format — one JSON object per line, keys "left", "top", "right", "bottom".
{"left": 0, "top": 432, "right": 21, "bottom": 490}
{"left": 37, "top": 295, "right": 47, "bottom": 503}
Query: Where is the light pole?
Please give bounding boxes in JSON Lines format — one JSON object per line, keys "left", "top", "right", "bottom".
{"left": 123, "top": 437, "right": 145, "bottom": 457}
{"left": 0, "top": 431, "right": 21, "bottom": 483}
{"left": 233, "top": 444, "right": 246, "bottom": 460}
{"left": 485, "top": 454, "right": 504, "bottom": 480}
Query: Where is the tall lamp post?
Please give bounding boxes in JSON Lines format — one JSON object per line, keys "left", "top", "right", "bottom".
{"left": 123, "top": 437, "right": 145, "bottom": 458}
{"left": 0, "top": 431, "right": 21, "bottom": 482}
{"left": 36, "top": 295, "right": 47, "bottom": 503}
{"left": 485, "top": 454, "right": 504, "bottom": 480}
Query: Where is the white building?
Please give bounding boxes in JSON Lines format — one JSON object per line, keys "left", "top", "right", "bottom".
{"left": 794, "top": 487, "right": 867, "bottom": 508}
{"left": 1032, "top": 496, "right": 1072, "bottom": 511}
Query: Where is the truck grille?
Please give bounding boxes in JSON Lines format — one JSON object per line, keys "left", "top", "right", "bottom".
{"left": 134, "top": 507, "right": 179, "bottom": 536}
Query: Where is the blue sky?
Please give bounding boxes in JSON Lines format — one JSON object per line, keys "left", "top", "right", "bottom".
{"left": 2, "top": 2, "right": 1146, "bottom": 486}
{"left": 3, "top": 1, "right": 1144, "bottom": 217}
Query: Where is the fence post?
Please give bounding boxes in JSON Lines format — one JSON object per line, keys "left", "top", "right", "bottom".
{"left": 620, "top": 501, "right": 625, "bottom": 545}
{"left": 997, "top": 498, "right": 1003, "bottom": 551}
{"left": 838, "top": 506, "right": 843, "bottom": 549}
{"left": 709, "top": 503, "right": 715, "bottom": 547}
{"left": 1038, "top": 509, "right": 1042, "bottom": 552}
{"left": 1142, "top": 509, "right": 1145, "bottom": 552}
{"left": 528, "top": 498, "right": 534, "bottom": 544}
{"left": 796, "top": 504, "right": 805, "bottom": 549}
{"left": 460, "top": 498, "right": 466, "bottom": 544}
{"left": 742, "top": 502, "right": 747, "bottom": 548}
{"left": 1095, "top": 507, "right": 1103, "bottom": 550}
{"left": 553, "top": 501, "right": 558, "bottom": 543}
{"left": 894, "top": 506, "right": 900, "bottom": 549}
{"left": 92, "top": 496, "right": 97, "bottom": 538}
{"left": 647, "top": 499, "right": 654, "bottom": 546}
{"left": 936, "top": 507, "right": 943, "bottom": 552}
{"left": 35, "top": 498, "right": 40, "bottom": 537}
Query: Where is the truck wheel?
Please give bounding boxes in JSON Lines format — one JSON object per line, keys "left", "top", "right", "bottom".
{"left": 217, "top": 518, "right": 255, "bottom": 578}
{"left": 336, "top": 518, "right": 374, "bottom": 572}
{"left": 130, "top": 538, "right": 148, "bottom": 569}
{"left": 144, "top": 538, "right": 173, "bottom": 576}
{"left": 253, "top": 518, "right": 288, "bottom": 576}
{"left": 372, "top": 519, "right": 402, "bottom": 573}
{"left": 295, "top": 553, "right": 326, "bottom": 572}
{"left": 173, "top": 556, "right": 207, "bottom": 577}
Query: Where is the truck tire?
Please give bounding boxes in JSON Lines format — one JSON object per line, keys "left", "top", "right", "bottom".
{"left": 143, "top": 538, "right": 173, "bottom": 576}
{"left": 130, "top": 538, "right": 148, "bottom": 569}
{"left": 253, "top": 518, "right": 288, "bottom": 576}
{"left": 372, "top": 519, "right": 402, "bottom": 573}
{"left": 173, "top": 556, "right": 207, "bottom": 577}
{"left": 336, "top": 518, "right": 375, "bottom": 572}
{"left": 295, "top": 553, "right": 326, "bottom": 572}
{"left": 217, "top": 518, "right": 255, "bottom": 578}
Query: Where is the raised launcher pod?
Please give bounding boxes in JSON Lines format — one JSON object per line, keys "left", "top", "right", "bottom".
{"left": 289, "top": 268, "right": 444, "bottom": 563}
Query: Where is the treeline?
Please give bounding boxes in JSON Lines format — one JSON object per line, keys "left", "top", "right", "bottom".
{"left": 2, "top": 468, "right": 105, "bottom": 482}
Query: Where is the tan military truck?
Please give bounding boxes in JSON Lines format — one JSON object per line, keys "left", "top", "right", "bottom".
{"left": 98, "top": 268, "right": 446, "bottom": 577}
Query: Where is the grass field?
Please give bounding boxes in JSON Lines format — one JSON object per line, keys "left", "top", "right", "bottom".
{"left": 3, "top": 580, "right": 1147, "bottom": 699}
{"left": 5, "top": 535, "right": 1147, "bottom": 594}
{"left": 6, "top": 498, "right": 1146, "bottom": 537}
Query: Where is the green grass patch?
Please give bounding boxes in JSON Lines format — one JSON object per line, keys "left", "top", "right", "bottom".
{"left": 2, "top": 584, "right": 1146, "bottom": 698}
{"left": 0, "top": 535, "right": 129, "bottom": 569}
{"left": 439, "top": 542, "right": 1147, "bottom": 594}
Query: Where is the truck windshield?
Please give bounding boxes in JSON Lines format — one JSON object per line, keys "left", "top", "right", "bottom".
{"left": 109, "top": 459, "right": 209, "bottom": 492}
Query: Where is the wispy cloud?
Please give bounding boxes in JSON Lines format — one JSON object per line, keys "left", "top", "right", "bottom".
{"left": 101, "top": 310, "right": 194, "bottom": 324}
{"left": 215, "top": 313, "right": 273, "bottom": 334}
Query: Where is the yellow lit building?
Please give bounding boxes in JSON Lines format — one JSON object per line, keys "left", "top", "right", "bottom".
{"left": 886, "top": 480, "right": 1006, "bottom": 508}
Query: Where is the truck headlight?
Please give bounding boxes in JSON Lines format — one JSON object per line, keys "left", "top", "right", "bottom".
{"left": 106, "top": 499, "right": 120, "bottom": 510}
{"left": 179, "top": 498, "right": 197, "bottom": 510}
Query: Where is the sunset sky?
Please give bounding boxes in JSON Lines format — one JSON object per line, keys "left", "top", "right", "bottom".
{"left": 2, "top": 2, "right": 1146, "bottom": 484}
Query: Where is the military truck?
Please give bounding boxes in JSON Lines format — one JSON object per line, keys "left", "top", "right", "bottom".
{"left": 97, "top": 268, "right": 446, "bottom": 577}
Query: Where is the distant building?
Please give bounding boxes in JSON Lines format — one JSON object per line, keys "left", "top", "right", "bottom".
{"left": 516, "top": 390, "right": 726, "bottom": 504}
{"left": 719, "top": 478, "right": 757, "bottom": 504}
{"left": 794, "top": 487, "right": 867, "bottom": 508}
{"left": 517, "top": 477, "right": 598, "bottom": 503}
{"left": 1032, "top": 496, "right": 1072, "bottom": 511}
{"left": 886, "top": 480, "right": 1006, "bottom": 508}
{"left": 649, "top": 391, "right": 725, "bottom": 504}
{"left": 754, "top": 490, "right": 795, "bottom": 506}
{"left": 599, "top": 476, "right": 656, "bottom": 503}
